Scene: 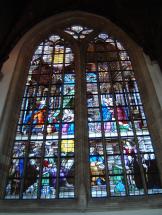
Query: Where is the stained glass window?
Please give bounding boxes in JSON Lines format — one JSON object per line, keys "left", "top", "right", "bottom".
{"left": 65, "top": 25, "right": 93, "bottom": 39}
{"left": 4, "top": 26, "right": 162, "bottom": 200}
{"left": 86, "top": 33, "right": 162, "bottom": 197}
{"left": 5, "top": 35, "right": 75, "bottom": 199}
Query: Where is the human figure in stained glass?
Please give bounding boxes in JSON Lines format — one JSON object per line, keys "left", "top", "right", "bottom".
{"left": 102, "top": 97, "right": 116, "bottom": 132}
{"left": 62, "top": 109, "right": 74, "bottom": 135}
{"left": 116, "top": 102, "right": 130, "bottom": 131}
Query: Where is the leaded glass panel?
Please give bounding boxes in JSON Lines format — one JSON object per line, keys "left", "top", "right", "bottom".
{"left": 5, "top": 35, "right": 75, "bottom": 199}
{"left": 86, "top": 33, "right": 162, "bottom": 197}
{"left": 4, "top": 26, "right": 162, "bottom": 201}
{"left": 65, "top": 25, "right": 93, "bottom": 39}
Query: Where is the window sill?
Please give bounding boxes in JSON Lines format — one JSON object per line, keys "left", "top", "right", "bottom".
{"left": 0, "top": 195, "right": 162, "bottom": 213}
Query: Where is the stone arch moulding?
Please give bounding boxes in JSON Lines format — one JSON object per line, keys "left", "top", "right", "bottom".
{"left": 1, "top": 11, "right": 162, "bottom": 212}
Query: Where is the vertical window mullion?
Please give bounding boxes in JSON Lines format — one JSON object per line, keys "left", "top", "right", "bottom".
{"left": 75, "top": 43, "right": 89, "bottom": 202}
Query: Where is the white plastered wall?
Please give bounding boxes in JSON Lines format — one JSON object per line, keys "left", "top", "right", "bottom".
{"left": 0, "top": 41, "right": 24, "bottom": 122}
{"left": 143, "top": 54, "right": 162, "bottom": 109}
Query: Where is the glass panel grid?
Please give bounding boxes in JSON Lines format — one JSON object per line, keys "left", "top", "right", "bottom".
{"left": 5, "top": 35, "right": 75, "bottom": 199}
{"left": 87, "top": 33, "right": 162, "bottom": 198}
{"left": 4, "top": 28, "right": 162, "bottom": 201}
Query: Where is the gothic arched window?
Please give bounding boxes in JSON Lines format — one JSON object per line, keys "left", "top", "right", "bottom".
{"left": 4, "top": 25, "right": 162, "bottom": 200}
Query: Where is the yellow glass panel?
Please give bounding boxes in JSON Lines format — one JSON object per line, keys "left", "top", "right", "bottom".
{"left": 54, "top": 49, "right": 64, "bottom": 64}
{"left": 61, "top": 140, "right": 74, "bottom": 153}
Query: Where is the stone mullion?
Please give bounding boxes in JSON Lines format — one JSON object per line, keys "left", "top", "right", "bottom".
{"left": 75, "top": 43, "right": 88, "bottom": 207}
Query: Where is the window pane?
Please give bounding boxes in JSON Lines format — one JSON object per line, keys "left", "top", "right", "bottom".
{"left": 5, "top": 35, "right": 76, "bottom": 199}
{"left": 86, "top": 33, "right": 162, "bottom": 197}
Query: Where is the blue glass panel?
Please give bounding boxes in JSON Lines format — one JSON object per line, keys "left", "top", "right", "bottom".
{"left": 86, "top": 73, "right": 97, "bottom": 82}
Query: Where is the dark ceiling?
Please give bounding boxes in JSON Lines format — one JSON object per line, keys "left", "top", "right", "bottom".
{"left": 1, "top": 0, "right": 162, "bottom": 68}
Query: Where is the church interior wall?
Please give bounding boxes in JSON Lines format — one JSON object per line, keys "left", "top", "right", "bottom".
{"left": 0, "top": 11, "right": 162, "bottom": 214}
